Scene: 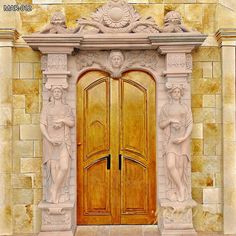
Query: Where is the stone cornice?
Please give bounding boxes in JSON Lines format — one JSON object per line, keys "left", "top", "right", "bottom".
{"left": 0, "top": 28, "right": 19, "bottom": 46}
{"left": 216, "top": 28, "right": 236, "bottom": 47}
{"left": 23, "top": 32, "right": 207, "bottom": 52}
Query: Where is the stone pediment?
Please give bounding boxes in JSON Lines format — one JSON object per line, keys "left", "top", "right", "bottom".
{"left": 37, "top": 0, "right": 197, "bottom": 35}
{"left": 23, "top": 0, "right": 207, "bottom": 51}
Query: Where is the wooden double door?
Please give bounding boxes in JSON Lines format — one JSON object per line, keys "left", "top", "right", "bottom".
{"left": 77, "top": 70, "right": 156, "bottom": 225}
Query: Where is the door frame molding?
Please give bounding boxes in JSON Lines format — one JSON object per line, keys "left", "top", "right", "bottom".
{"left": 23, "top": 1, "right": 207, "bottom": 235}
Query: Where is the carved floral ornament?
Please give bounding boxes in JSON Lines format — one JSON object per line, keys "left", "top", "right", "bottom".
{"left": 38, "top": 0, "right": 195, "bottom": 34}
{"left": 75, "top": 50, "right": 160, "bottom": 78}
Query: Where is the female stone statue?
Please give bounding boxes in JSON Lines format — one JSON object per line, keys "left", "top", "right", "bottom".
{"left": 159, "top": 84, "right": 193, "bottom": 202}
{"left": 40, "top": 86, "right": 74, "bottom": 204}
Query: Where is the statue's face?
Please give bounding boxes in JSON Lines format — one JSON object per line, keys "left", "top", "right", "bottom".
{"left": 52, "top": 88, "right": 63, "bottom": 100}
{"left": 51, "top": 13, "right": 65, "bottom": 25}
{"left": 111, "top": 55, "right": 122, "bottom": 68}
{"left": 171, "top": 88, "right": 181, "bottom": 100}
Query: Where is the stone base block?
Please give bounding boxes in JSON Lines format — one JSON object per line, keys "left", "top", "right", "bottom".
{"left": 161, "top": 229, "right": 197, "bottom": 236}
{"left": 38, "top": 200, "right": 75, "bottom": 234}
{"left": 159, "top": 198, "right": 197, "bottom": 236}
{"left": 39, "top": 231, "right": 74, "bottom": 236}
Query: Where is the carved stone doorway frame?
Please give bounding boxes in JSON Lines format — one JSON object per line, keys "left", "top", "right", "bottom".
{"left": 24, "top": 2, "right": 206, "bottom": 235}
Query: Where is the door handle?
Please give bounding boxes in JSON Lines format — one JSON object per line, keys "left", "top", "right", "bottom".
{"left": 119, "top": 154, "right": 122, "bottom": 170}
{"left": 106, "top": 154, "right": 111, "bottom": 170}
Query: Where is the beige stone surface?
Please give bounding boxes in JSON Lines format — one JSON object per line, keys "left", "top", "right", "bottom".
{"left": 193, "top": 204, "right": 223, "bottom": 232}
{"left": 20, "top": 63, "right": 33, "bottom": 79}
{"left": 202, "top": 62, "right": 213, "bottom": 78}
{"left": 0, "top": 106, "right": 12, "bottom": 126}
{"left": 0, "top": 79, "right": 12, "bottom": 104}
{"left": 13, "top": 204, "right": 33, "bottom": 234}
{"left": 25, "top": 94, "right": 39, "bottom": 113}
{"left": 12, "top": 174, "right": 33, "bottom": 189}
{"left": 0, "top": 142, "right": 12, "bottom": 173}
{"left": 0, "top": 48, "right": 13, "bottom": 78}
{"left": 192, "top": 173, "right": 214, "bottom": 188}
{"left": 192, "top": 139, "right": 203, "bottom": 156}
{"left": 13, "top": 95, "right": 25, "bottom": 109}
{"left": 192, "top": 155, "right": 203, "bottom": 172}
{"left": 34, "top": 141, "right": 42, "bottom": 157}
{"left": 192, "top": 123, "right": 203, "bottom": 138}
{"left": 13, "top": 80, "right": 39, "bottom": 95}
{"left": 0, "top": 205, "right": 13, "bottom": 235}
{"left": 192, "top": 94, "right": 203, "bottom": 108}
{"left": 203, "top": 188, "right": 222, "bottom": 204}
{"left": 13, "top": 109, "right": 31, "bottom": 125}
{"left": 203, "top": 95, "right": 215, "bottom": 108}
{"left": 13, "top": 141, "right": 33, "bottom": 157}
{"left": 20, "top": 125, "right": 41, "bottom": 140}
{"left": 13, "top": 189, "right": 33, "bottom": 205}
{"left": 20, "top": 158, "right": 42, "bottom": 173}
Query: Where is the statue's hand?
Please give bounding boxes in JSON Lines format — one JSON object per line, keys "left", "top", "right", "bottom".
{"left": 53, "top": 119, "right": 64, "bottom": 129}
{"left": 170, "top": 119, "right": 181, "bottom": 129}
{"left": 48, "top": 138, "right": 62, "bottom": 146}
{"left": 172, "top": 137, "right": 185, "bottom": 144}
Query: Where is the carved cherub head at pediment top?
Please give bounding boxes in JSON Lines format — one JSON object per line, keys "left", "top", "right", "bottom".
{"left": 50, "top": 12, "right": 66, "bottom": 27}
{"left": 161, "top": 10, "right": 192, "bottom": 33}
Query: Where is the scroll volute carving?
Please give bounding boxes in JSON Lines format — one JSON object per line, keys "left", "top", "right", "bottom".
{"left": 159, "top": 82, "right": 193, "bottom": 202}
{"left": 40, "top": 86, "right": 74, "bottom": 204}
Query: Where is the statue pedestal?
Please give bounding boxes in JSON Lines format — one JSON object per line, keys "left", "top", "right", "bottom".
{"left": 38, "top": 201, "right": 75, "bottom": 236}
{"left": 159, "top": 198, "right": 197, "bottom": 236}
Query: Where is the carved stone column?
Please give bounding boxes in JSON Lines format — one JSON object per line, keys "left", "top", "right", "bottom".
{"left": 216, "top": 29, "right": 236, "bottom": 234}
{"left": 37, "top": 46, "right": 76, "bottom": 236}
{"left": 0, "top": 28, "right": 19, "bottom": 236}
{"left": 158, "top": 45, "right": 197, "bottom": 236}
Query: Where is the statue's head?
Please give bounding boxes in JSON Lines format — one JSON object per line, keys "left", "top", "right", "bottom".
{"left": 166, "top": 83, "right": 185, "bottom": 101}
{"left": 51, "top": 12, "right": 66, "bottom": 26}
{"left": 52, "top": 86, "right": 63, "bottom": 99}
{"left": 109, "top": 50, "right": 124, "bottom": 69}
{"left": 164, "top": 11, "right": 182, "bottom": 25}
{"left": 50, "top": 86, "right": 66, "bottom": 104}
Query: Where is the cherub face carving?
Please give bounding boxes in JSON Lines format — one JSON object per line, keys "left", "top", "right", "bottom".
{"left": 51, "top": 12, "right": 66, "bottom": 25}
{"left": 164, "top": 11, "right": 182, "bottom": 25}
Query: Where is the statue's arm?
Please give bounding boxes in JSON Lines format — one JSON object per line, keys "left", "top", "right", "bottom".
{"left": 159, "top": 105, "right": 169, "bottom": 129}
{"left": 63, "top": 117, "right": 74, "bottom": 127}
{"left": 182, "top": 122, "right": 193, "bottom": 140}
{"left": 40, "top": 123, "right": 52, "bottom": 142}
{"left": 159, "top": 119, "right": 170, "bottom": 129}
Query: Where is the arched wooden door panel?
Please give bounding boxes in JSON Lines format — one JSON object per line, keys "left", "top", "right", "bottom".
{"left": 77, "top": 70, "right": 156, "bottom": 225}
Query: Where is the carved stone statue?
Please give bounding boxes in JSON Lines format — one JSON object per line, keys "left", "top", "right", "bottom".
{"left": 161, "top": 11, "right": 191, "bottom": 33}
{"left": 159, "top": 83, "right": 193, "bottom": 202}
{"left": 40, "top": 86, "right": 74, "bottom": 204}
{"left": 39, "top": 12, "right": 74, "bottom": 34}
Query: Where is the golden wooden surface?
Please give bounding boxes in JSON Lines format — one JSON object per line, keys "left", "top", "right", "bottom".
{"left": 77, "top": 70, "right": 156, "bottom": 225}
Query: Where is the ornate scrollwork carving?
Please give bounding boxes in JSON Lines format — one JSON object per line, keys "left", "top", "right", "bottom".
{"left": 75, "top": 0, "right": 160, "bottom": 34}
{"left": 75, "top": 50, "right": 159, "bottom": 78}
